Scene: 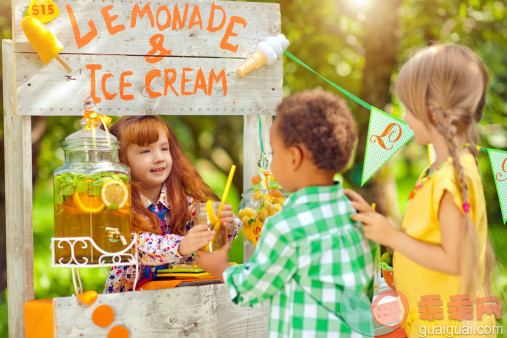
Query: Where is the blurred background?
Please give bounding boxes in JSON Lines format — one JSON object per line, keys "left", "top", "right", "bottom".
{"left": 0, "top": 0, "right": 505, "bottom": 336}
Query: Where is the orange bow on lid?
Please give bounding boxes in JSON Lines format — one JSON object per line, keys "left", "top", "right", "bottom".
{"left": 83, "top": 110, "right": 112, "bottom": 130}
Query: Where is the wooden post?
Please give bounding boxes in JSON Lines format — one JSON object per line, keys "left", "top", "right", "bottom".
{"left": 3, "top": 39, "right": 34, "bottom": 338}
{"left": 243, "top": 115, "right": 272, "bottom": 262}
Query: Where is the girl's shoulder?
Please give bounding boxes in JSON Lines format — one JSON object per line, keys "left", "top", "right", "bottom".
{"left": 435, "top": 153, "right": 479, "bottom": 182}
{"left": 431, "top": 153, "right": 483, "bottom": 210}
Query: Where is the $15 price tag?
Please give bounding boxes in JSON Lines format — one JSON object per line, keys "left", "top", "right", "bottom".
{"left": 25, "top": 0, "right": 60, "bottom": 23}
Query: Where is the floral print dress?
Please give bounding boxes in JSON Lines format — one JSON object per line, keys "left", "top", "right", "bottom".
{"left": 104, "top": 185, "right": 241, "bottom": 293}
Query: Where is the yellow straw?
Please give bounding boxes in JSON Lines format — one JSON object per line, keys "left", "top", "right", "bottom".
{"left": 212, "top": 165, "right": 236, "bottom": 233}
{"left": 99, "top": 115, "right": 111, "bottom": 146}
{"left": 372, "top": 203, "right": 376, "bottom": 211}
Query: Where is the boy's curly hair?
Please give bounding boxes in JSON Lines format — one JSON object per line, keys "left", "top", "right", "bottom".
{"left": 275, "top": 88, "right": 357, "bottom": 173}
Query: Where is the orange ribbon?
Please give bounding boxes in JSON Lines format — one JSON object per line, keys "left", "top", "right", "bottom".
{"left": 83, "top": 110, "right": 112, "bottom": 130}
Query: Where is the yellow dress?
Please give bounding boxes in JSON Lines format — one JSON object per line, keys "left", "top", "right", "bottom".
{"left": 394, "top": 154, "right": 497, "bottom": 337}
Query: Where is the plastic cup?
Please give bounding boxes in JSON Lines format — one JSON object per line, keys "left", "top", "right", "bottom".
{"left": 194, "top": 202, "right": 228, "bottom": 252}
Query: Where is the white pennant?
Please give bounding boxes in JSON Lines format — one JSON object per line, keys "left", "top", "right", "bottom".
{"left": 362, "top": 107, "right": 414, "bottom": 186}
{"left": 488, "top": 148, "right": 507, "bottom": 224}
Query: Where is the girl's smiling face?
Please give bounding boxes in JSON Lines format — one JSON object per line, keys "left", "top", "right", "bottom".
{"left": 126, "top": 126, "right": 173, "bottom": 189}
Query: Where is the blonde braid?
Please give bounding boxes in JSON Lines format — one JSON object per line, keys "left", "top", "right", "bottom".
{"left": 434, "top": 109, "right": 479, "bottom": 297}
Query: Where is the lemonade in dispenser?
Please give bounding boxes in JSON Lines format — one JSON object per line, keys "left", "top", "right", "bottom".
{"left": 53, "top": 99, "right": 131, "bottom": 264}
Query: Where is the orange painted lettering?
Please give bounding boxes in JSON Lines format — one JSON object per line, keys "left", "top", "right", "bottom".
{"left": 181, "top": 68, "right": 194, "bottom": 96}
{"left": 101, "top": 5, "right": 125, "bottom": 35}
{"left": 188, "top": 5, "right": 203, "bottom": 30}
{"left": 194, "top": 67, "right": 208, "bottom": 95}
{"left": 207, "top": 2, "right": 226, "bottom": 32}
{"left": 208, "top": 68, "right": 227, "bottom": 96}
{"left": 101, "top": 73, "right": 117, "bottom": 100}
{"left": 67, "top": 4, "right": 97, "bottom": 49}
{"left": 156, "top": 6, "right": 171, "bottom": 31}
{"left": 164, "top": 69, "right": 179, "bottom": 97}
{"left": 86, "top": 64, "right": 102, "bottom": 103}
{"left": 496, "top": 157, "right": 507, "bottom": 182}
{"left": 145, "top": 34, "right": 172, "bottom": 63}
{"left": 370, "top": 123, "right": 402, "bottom": 150}
{"left": 172, "top": 4, "right": 189, "bottom": 30}
{"left": 131, "top": 3, "right": 154, "bottom": 28}
{"left": 145, "top": 69, "right": 162, "bottom": 98}
{"left": 220, "top": 16, "right": 247, "bottom": 52}
{"left": 120, "top": 71, "right": 134, "bottom": 100}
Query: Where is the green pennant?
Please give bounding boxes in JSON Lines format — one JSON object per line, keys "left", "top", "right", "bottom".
{"left": 488, "top": 148, "right": 507, "bottom": 224}
{"left": 361, "top": 107, "right": 414, "bottom": 186}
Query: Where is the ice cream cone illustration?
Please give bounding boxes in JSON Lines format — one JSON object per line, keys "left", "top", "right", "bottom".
{"left": 237, "top": 34, "right": 290, "bottom": 77}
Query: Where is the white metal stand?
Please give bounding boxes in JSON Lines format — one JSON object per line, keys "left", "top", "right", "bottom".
{"left": 51, "top": 233, "right": 139, "bottom": 294}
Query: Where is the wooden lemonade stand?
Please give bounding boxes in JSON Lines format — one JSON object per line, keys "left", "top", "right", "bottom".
{"left": 4, "top": 0, "right": 282, "bottom": 336}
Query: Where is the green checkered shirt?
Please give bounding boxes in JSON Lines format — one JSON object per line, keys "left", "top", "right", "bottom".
{"left": 224, "top": 183, "right": 374, "bottom": 337}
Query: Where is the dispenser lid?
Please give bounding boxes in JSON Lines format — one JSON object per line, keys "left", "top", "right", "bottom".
{"left": 62, "top": 98, "right": 118, "bottom": 150}
{"left": 62, "top": 120, "right": 118, "bottom": 150}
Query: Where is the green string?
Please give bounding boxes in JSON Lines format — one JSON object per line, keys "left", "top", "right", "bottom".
{"left": 283, "top": 50, "right": 372, "bottom": 111}
{"left": 258, "top": 115, "right": 264, "bottom": 154}
{"left": 283, "top": 50, "right": 494, "bottom": 155}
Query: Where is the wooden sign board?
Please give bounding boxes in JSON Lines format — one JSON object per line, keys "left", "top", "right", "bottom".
{"left": 12, "top": 0, "right": 282, "bottom": 115}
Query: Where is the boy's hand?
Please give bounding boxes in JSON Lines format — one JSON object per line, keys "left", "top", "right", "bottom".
{"left": 178, "top": 224, "right": 215, "bottom": 256}
{"left": 219, "top": 204, "right": 235, "bottom": 233}
{"left": 196, "top": 243, "right": 232, "bottom": 282}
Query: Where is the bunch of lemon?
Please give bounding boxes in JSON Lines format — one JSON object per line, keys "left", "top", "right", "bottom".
{"left": 55, "top": 172, "right": 130, "bottom": 215}
{"left": 239, "top": 170, "right": 287, "bottom": 246}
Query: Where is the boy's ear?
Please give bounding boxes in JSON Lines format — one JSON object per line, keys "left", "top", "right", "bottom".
{"left": 289, "top": 145, "right": 304, "bottom": 171}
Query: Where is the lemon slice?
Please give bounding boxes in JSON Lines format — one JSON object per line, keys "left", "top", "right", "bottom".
{"left": 73, "top": 192, "right": 105, "bottom": 214}
{"left": 206, "top": 200, "right": 218, "bottom": 224}
{"left": 101, "top": 179, "right": 128, "bottom": 208}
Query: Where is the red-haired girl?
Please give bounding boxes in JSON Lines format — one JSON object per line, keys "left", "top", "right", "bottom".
{"left": 104, "top": 116, "right": 240, "bottom": 293}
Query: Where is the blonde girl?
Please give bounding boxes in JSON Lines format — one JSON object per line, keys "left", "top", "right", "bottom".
{"left": 104, "top": 116, "right": 240, "bottom": 292}
{"left": 346, "top": 44, "right": 497, "bottom": 336}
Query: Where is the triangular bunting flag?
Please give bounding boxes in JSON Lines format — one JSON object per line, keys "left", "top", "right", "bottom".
{"left": 361, "top": 107, "right": 414, "bottom": 186}
{"left": 488, "top": 148, "right": 507, "bottom": 224}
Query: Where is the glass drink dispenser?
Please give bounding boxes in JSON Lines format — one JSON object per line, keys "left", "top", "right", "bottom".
{"left": 53, "top": 103, "right": 131, "bottom": 264}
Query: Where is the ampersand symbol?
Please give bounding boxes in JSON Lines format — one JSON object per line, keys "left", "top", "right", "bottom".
{"left": 145, "top": 34, "right": 172, "bottom": 64}
{"left": 496, "top": 158, "right": 507, "bottom": 182}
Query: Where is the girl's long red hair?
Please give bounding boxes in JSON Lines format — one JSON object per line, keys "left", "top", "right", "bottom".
{"left": 109, "top": 116, "right": 218, "bottom": 235}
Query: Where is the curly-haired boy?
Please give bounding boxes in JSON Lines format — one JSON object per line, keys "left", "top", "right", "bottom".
{"left": 198, "top": 88, "right": 374, "bottom": 337}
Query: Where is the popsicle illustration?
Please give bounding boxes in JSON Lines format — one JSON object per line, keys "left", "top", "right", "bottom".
{"left": 237, "top": 34, "right": 290, "bottom": 77}
{"left": 21, "top": 16, "right": 72, "bottom": 73}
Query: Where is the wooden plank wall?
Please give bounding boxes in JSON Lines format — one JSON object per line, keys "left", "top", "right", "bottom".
{"left": 13, "top": 0, "right": 281, "bottom": 57}
{"left": 15, "top": 53, "right": 282, "bottom": 115}
{"left": 54, "top": 284, "right": 269, "bottom": 336}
